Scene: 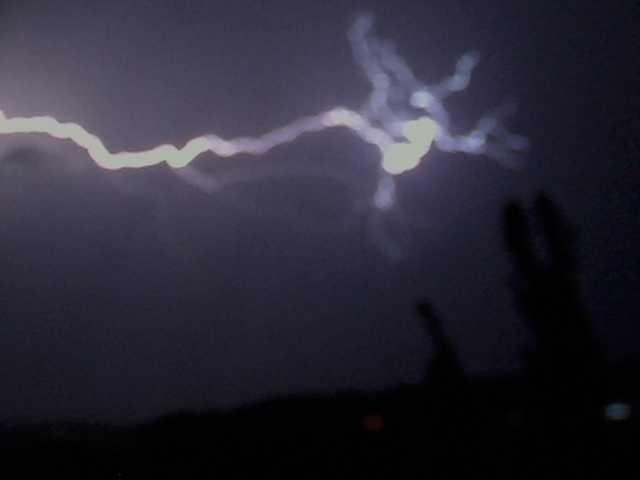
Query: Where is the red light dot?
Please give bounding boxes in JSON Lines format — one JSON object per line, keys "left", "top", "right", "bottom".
{"left": 362, "top": 413, "right": 385, "bottom": 432}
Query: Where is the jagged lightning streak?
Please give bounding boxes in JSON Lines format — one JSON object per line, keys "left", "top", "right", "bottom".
{"left": 0, "top": 107, "right": 393, "bottom": 170}
{"left": 0, "top": 14, "right": 527, "bottom": 212}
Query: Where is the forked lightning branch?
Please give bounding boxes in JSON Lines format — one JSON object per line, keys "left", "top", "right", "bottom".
{"left": 0, "top": 14, "right": 527, "bottom": 209}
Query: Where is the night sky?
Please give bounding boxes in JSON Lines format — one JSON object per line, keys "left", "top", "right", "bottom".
{"left": 0, "top": 0, "right": 637, "bottom": 424}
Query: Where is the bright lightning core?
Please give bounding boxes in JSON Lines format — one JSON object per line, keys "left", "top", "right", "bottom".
{"left": 0, "top": 14, "right": 527, "bottom": 211}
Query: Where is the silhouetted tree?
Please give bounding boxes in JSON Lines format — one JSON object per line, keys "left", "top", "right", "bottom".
{"left": 503, "top": 193, "right": 607, "bottom": 477}
{"left": 417, "top": 302, "right": 465, "bottom": 392}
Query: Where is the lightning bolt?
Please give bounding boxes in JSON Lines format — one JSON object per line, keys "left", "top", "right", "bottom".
{"left": 0, "top": 107, "right": 395, "bottom": 170}
{"left": 0, "top": 14, "right": 527, "bottom": 180}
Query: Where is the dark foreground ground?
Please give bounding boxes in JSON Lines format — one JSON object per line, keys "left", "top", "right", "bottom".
{"left": 1, "top": 366, "right": 637, "bottom": 479}
{"left": 2, "top": 195, "right": 636, "bottom": 478}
